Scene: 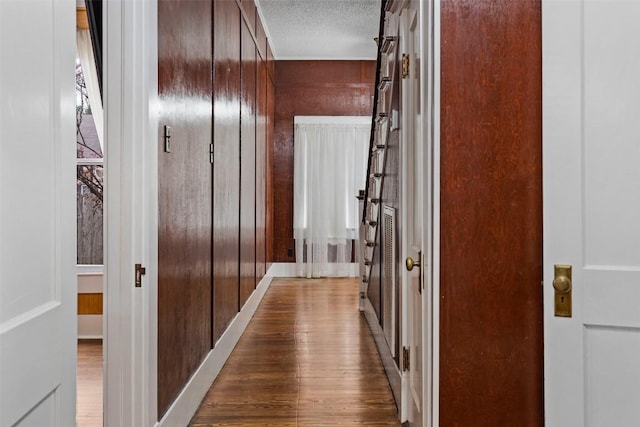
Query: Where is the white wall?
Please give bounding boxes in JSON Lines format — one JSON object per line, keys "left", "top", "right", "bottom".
{"left": 77, "top": 272, "right": 103, "bottom": 338}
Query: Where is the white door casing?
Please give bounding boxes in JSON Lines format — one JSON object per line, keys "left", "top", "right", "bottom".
{"left": 0, "top": 1, "right": 76, "bottom": 426}
{"left": 104, "top": 0, "right": 158, "bottom": 425}
{"left": 403, "top": 3, "right": 424, "bottom": 425}
{"left": 543, "top": 1, "right": 640, "bottom": 425}
{"left": 401, "top": 0, "right": 437, "bottom": 425}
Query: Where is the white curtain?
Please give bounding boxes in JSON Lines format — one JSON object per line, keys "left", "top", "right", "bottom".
{"left": 77, "top": 29, "right": 103, "bottom": 151}
{"left": 293, "top": 117, "right": 370, "bottom": 278}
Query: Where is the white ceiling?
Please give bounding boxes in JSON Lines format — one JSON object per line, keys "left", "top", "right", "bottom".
{"left": 256, "top": 0, "right": 380, "bottom": 60}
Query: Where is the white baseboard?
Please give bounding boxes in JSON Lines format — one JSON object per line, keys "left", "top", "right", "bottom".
{"left": 363, "top": 297, "right": 402, "bottom": 415}
{"left": 266, "top": 262, "right": 297, "bottom": 277}
{"left": 266, "top": 262, "right": 359, "bottom": 278}
{"left": 156, "top": 275, "right": 273, "bottom": 427}
{"left": 78, "top": 314, "right": 103, "bottom": 339}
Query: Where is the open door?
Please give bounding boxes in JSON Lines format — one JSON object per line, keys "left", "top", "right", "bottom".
{"left": 0, "top": 1, "right": 77, "bottom": 425}
{"left": 543, "top": 1, "right": 640, "bottom": 424}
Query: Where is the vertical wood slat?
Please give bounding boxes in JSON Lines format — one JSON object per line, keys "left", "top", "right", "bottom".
{"left": 256, "top": 47, "right": 268, "bottom": 282}
{"left": 440, "top": 1, "right": 543, "bottom": 424}
{"left": 240, "top": 18, "right": 257, "bottom": 309}
{"left": 213, "top": 0, "right": 242, "bottom": 342}
{"left": 157, "top": 0, "right": 213, "bottom": 417}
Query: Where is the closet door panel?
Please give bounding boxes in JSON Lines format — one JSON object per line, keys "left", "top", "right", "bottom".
{"left": 213, "top": 0, "right": 241, "bottom": 341}
{"left": 240, "top": 19, "right": 257, "bottom": 308}
{"left": 158, "top": 0, "right": 213, "bottom": 417}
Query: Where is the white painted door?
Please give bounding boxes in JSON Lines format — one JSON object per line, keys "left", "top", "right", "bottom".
{"left": 543, "top": 1, "right": 640, "bottom": 425}
{"left": 0, "top": 1, "right": 76, "bottom": 426}
{"left": 400, "top": 2, "right": 425, "bottom": 425}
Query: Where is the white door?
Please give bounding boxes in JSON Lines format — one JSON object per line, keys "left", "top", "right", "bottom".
{"left": 543, "top": 1, "right": 640, "bottom": 425}
{"left": 0, "top": 1, "right": 76, "bottom": 426}
{"left": 400, "top": 1, "right": 428, "bottom": 425}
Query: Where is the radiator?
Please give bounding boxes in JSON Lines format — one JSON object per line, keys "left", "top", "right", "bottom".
{"left": 382, "top": 205, "right": 396, "bottom": 356}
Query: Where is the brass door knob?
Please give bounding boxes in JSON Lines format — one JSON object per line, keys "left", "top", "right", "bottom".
{"left": 552, "top": 274, "right": 572, "bottom": 293}
{"left": 406, "top": 257, "right": 420, "bottom": 271}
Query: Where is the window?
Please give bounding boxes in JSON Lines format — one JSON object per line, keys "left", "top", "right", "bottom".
{"left": 293, "top": 116, "right": 369, "bottom": 277}
{"left": 76, "top": 59, "right": 103, "bottom": 266}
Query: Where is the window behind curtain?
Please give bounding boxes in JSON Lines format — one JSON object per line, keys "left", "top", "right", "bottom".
{"left": 293, "top": 116, "right": 369, "bottom": 278}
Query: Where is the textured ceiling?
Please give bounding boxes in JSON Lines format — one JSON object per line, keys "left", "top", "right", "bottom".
{"left": 256, "top": 0, "right": 380, "bottom": 60}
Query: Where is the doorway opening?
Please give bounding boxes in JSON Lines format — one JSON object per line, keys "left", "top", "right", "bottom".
{"left": 76, "top": 4, "right": 104, "bottom": 426}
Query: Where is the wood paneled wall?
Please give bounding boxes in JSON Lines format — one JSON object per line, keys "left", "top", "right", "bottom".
{"left": 212, "top": 0, "right": 241, "bottom": 341}
{"left": 158, "top": 0, "right": 213, "bottom": 417}
{"left": 239, "top": 19, "right": 257, "bottom": 308}
{"left": 440, "top": 1, "right": 543, "bottom": 425}
{"left": 270, "top": 61, "right": 376, "bottom": 262}
{"left": 158, "top": 0, "right": 273, "bottom": 418}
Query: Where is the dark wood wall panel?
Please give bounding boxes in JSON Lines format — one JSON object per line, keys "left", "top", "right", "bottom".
{"left": 270, "top": 60, "right": 376, "bottom": 262}
{"left": 440, "top": 1, "right": 543, "bottom": 425}
{"left": 265, "top": 71, "right": 275, "bottom": 267}
{"left": 240, "top": 20, "right": 257, "bottom": 308}
{"left": 213, "top": 0, "right": 241, "bottom": 341}
{"left": 157, "top": 0, "right": 212, "bottom": 417}
{"left": 256, "top": 53, "right": 268, "bottom": 281}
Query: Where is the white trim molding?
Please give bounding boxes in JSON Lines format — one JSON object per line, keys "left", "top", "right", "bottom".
{"left": 104, "top": 0, "right": 158, "bottom": 425}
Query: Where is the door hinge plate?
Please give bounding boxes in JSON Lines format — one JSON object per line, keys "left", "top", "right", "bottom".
{"left": 402, "top": 346, "right": 410, "bottom": 371}
{"left": 402, "top": 54, "right": 410, "bottom": 79}
{"left": 209, "top": 143, "right": 214, "bottom": 163}
{"left": 135, "top": 263, "right": 146, "bottom": 288}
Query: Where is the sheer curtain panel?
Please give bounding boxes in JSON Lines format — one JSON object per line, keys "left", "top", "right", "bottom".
{"left": 293, "top": 117, "right": 369, "bottom": 278}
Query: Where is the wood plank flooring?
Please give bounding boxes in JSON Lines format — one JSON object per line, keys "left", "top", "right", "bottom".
{"left": 190, "top": 278, "right": 400, "bottom": 426}
{"left": 77, "top": 339, "right": 103, "bottom": 427}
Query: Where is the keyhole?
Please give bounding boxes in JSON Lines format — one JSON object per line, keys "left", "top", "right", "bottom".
{"left": 561, "top": 296, "right": 565, "bottom": 303}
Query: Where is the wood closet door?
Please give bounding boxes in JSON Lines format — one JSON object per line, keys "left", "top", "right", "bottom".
{"left": 157, "top": 0, "right": 213, "bottom": 417}
{"left": 213, "top": 0, "right": 241, "bottom": 342}
{"left": 239, "top": 19, "right": 257, "bottom": 308}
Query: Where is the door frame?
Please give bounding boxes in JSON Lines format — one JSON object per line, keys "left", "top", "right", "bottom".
{"left": 104, "top": 1, "right": 159, "bottom": 426}
{"left": 420, "top": 0, "right": 440, "bottom": 426}
{"left": 428, "top": 1, "right": 441, "bottom": 425}
{"left": 399, "top": 1, "right": 423, "bottom": 423}
{"left": 399, "top": 0, "right": 440, "bottom": 425}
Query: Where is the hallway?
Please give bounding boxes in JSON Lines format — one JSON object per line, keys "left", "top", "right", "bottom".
{"left": 189, "top": 278, "right": 400, "bottom": 426}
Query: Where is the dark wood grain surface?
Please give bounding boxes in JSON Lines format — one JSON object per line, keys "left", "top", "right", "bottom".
{"left": 440, "top": 1, "right": 543, "bottom": 425}
{"left": 270, "top": 61, "right": 376, "bottom": 262}
{"left": 256, "top": 51, "right": 268, "bottom": 282}
{"left": 265, "top": 69, "right": 275, "bottom": 267}
{"left": 158, "top": 0, "right": 213, "bottom": 416}
{"left": 189, "top": 278, "right": 400, "bottom": 426}
{"left": 213, "top": 0, "right": 241, "bottom": 342}
{"left": 240, "top": 19, "right": 257, "bottom": 309}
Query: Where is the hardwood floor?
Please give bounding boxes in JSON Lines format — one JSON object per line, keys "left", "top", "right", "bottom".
{"left": 190, "top": 278, "right": 400, "bottom": 426}
{"left": 77, "top": 339, "right": 103, "bottom": 427}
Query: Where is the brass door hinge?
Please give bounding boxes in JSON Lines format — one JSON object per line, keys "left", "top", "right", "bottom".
{"left": 135, "top": 264, "right": 146, "bottom": 288}
{"left": 402, "top": 54, "right": 410, "bottom": 79}
{"left": 402, "top": 346, "right": 410, "bottom": 371}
